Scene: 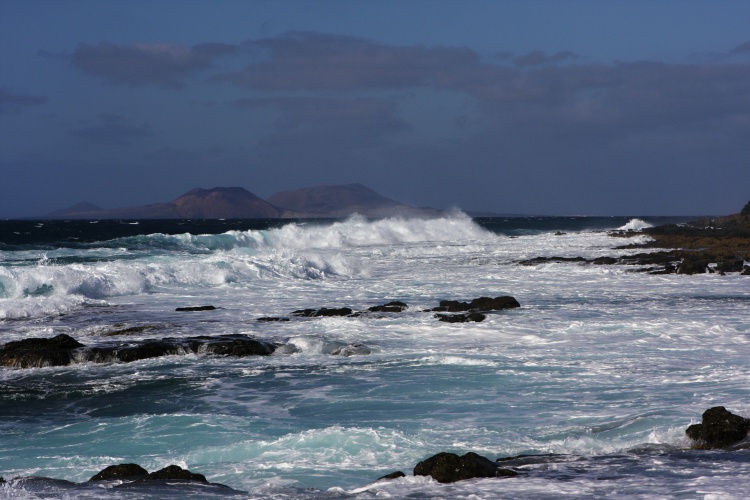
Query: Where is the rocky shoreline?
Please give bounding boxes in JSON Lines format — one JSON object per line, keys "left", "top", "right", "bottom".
{"left": 3, "top": 406, "right": 748, "bottom": 493}
{"left": 522, "top": 202, "right": 750, "bottom": 275}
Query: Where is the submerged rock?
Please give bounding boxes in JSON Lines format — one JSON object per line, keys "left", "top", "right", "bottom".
{"left": 414, "top": 452, "right": 517, "bottom": 483}
{"left": 0, "top": 334, "right": 84, "bottom": 368}
{"left": 291, "top": 307, "right": 353, "bottom": 317}
{"left": 435, "top": 312, "right": 486, "bottom": 323}
{"left": 330, "top": 343, "right": 372, "bottom": 356}
{"left": 175, "top": 305, "right": 216, "bottom": 312}
{"left": 146, "top": 465, "right": 207, "bottom": 483}
{"left": 686, "top": 406, "right": 750, "bottom": 449}
{"left": 377, "top": 471, "right": 406, "bottom": 481}
{"left": 89, "top": 463, "right": 148, "bottom": 481}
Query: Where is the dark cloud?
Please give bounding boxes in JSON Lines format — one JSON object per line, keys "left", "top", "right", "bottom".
{"left": 72, "top": 113, "right": 153, "bottom": 145}
{"left": 214, "top": 31, "right": 479, "bottom": 90}
{"left": 729, "top": 40, "right": 750, "bottom": 54}
{"left": 71, "top": 41, "right": 237, "bottom": 88}
{"left": 513, "top": 50, "right": 578, "bottom": 68}
{"left": 0, "top": 87, "right": 47, "bottom": 113}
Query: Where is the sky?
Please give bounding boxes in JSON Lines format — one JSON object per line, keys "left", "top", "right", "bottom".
{"left": 1, "top": 0, "right": 749, "bottom": 217}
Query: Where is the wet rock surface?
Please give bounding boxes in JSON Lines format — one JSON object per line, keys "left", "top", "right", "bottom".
{"left": 686, "top": 406, "right": 750, "bottom": 449}
{"left": 435, "top": 312, "right": 486, "bottom": 323}
{"left": 89, "top": 463, "right": 148, "bottom": 481}
{"left": 414, "top": 452, "right": 518, "bottom": 483}
{"left": 175, "top": 305, "right": 217, "bottom": 312}
{"left": 520, "top": 204, "right": 750, "bottom": 275}
{"left": 0, "top": 333, "right": 276, "bottom": 368}
{"left": 432, "top": 296, "right": 520, "bottom": 312}
{"left": 0, "top": 334, "right": 84, "bottom": 368}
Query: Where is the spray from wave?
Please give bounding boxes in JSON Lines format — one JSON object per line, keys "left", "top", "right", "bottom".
{"left": 616, "top": 219, "right": 653, "bottom": 231}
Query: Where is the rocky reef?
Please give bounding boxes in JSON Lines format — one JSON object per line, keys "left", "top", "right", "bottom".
{"left": 520, "top": 201, "right": 750, "bottom": 275}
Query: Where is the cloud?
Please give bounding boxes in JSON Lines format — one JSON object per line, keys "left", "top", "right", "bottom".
{"left": 213, "top": 31, "right": 479, "bottom": 90}
{"left": 72, "top": 113, "right": 153, "bottom": 144}
{"left": 513, "top": 50, "right": 578, "bottom": 68}
{"left": 729, "top": 40, "right": 750, "bottom": 55}
{"left": 71, "top": 41, "right": 237, "bottom": 88}
{"left": 0, "top": 87, "right": 47, "bottom": 113}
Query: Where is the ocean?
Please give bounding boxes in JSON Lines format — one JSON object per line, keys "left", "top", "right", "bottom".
{"left": 1, "top": 213, "right": 749, "bottom": 499}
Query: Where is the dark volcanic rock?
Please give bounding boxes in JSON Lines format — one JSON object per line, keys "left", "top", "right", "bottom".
{"left": 414, "top": 452, "right": 517, "bottom": 483}
{"left": 90, "top": 463, "right": 149, "bottom": 482}
{"left": 201, "top": 335, "right": 276, "bottom": 356}
{"left": 368, "top": 301, "right": 408, "bottom": 313}
{"left": 146, "top": 465, "right": 207, "bottom": 483}
{"left": 377, "top": 471, "right": 406, "bottom": 481}
{"left": 433, "top": 296, "right": 520, "bottom": 312}
{"left": 3, "top": 333, "right": 276, "bottom": 368}
{"left": 315, "top": 307, "right": 354, "bottom": 317}
{"left": 686, "top": 406, "right": 750, "bottom": 449}
{"left": 112, "top": 341, "right": 186, "bottom": 362}
{"left": 0, "top": 334, "right": 84, "bottom": 368}
{"left": 175, "top": 305, "right": 216, "bottom": 312}
{"left": 257, "top": 316, "right": 290, "bottom": 322}
{"left": 435, "top": 312, "right": 486, "bottom": 323}
{"left": 292, "top": 307, "right": 353, "bottom": 317}
{"left": 519, "top": 256, "right": 587, "bottom": 266}
{"left": 741, "top": 200, "right": 750, "bottom": 216}
{"left": 291, "top": 308, "right": 317, "bottom": 317}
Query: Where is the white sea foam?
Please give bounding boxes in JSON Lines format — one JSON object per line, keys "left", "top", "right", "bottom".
{"left": 617, "top": 218, "right": 653, "bottom": 231}
{"left": 2, "top": 215, "right": 750, "bottom": 499}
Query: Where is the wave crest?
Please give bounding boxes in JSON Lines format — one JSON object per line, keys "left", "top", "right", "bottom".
{"left": 617, "top": 219, "right": 653, "bottom": 231}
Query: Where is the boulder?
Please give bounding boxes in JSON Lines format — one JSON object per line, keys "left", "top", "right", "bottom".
{"left": 368, "top": 301, "right": 408, "bottom": 313}
{"left": 716, "top": 260, "right": 746, "bottom": 274}
{"left": 0, "top": 334, "right": 84, "bottom": 368}
{"left": 89, "top": 463, "right": 149, "bottom": 481}
{"left": 146, "top": 465, "right": 207, "bottom": 483}
{"left": 433, "top": 296, "right": 520, "bottom": 312}
{"left": 314, "top": 307, "right": 354, "bottom": 317}
{"left": 686, "top": 406, "right": 750, "bottom": 449}
{"left": 676, "top": 258, "right": 711, "bottom": 275}
{"left": 435, "top": 312, "right": 486, "bottom": 323}
{"left": 200, "top": 335, "right": 276, "bottom": 356}
{"left": 292, "top": 307, "right": 353, "bottom": 317}
{"left": 414, "top": 452, "right": 517, "bottom": 483}
{"left": 741, "top": 200, "right": 750, "bottom": 216}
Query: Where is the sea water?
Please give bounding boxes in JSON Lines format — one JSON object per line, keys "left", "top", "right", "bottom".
{"left": 1, "top": 214, "right": 749, "bottom": 499}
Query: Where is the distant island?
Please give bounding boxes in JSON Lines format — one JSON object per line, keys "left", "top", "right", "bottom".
{"left": 44, "top": 184, "right": 447, "bottom": 219}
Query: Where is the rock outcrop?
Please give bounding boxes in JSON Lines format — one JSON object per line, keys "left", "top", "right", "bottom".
{"left": 0, "top": 334, "right": 84, "bottom": 368}
{"left": 686, "top": 406, "right": 750, "bottom": 449}
{"left": 432, "top": 296, "right": 521, "bottom": 312}
{"left": 89, "top": 464, "right": 149, "bottom": 482}
{"left": 413, "top": 452, "right": 518, "bottom": 483}
{"left": 0, "top": 333, "right": 276, "bottom": 368}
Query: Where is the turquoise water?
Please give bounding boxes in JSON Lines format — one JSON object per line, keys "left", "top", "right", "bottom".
{"left": 1, "top": 214, "right": 749, "bottom": 498}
